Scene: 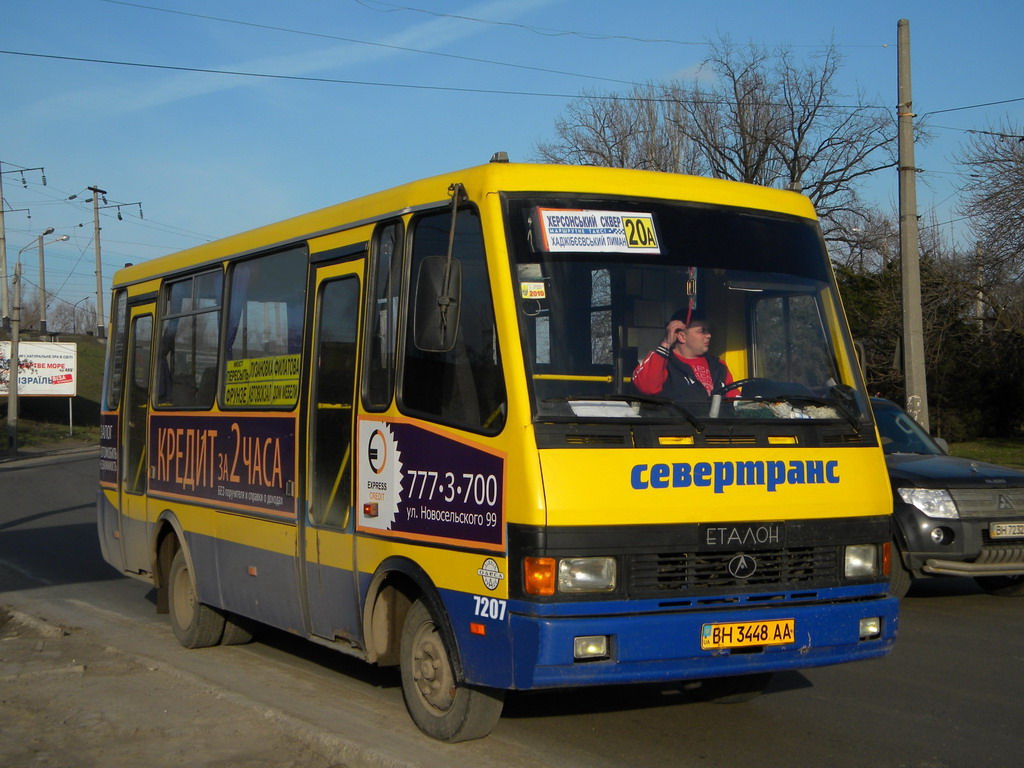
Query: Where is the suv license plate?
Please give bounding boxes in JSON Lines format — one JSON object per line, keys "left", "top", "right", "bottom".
{"left": 701, "top": 619, "right": 795, "bottom": 650}
{"left": 990, "top": 522, "right": 1024, "bottom": 539}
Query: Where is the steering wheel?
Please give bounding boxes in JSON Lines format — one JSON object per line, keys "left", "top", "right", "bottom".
{"left": 711, "top": 377, "right": 765, "bottom": 397}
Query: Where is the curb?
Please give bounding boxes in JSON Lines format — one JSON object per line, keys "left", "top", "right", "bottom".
{"left": 0, "top": 443, "right": 100, "bottom": 466}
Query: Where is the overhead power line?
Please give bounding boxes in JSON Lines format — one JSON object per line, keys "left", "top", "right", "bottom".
{"left": 353, "top": 0, "right": 892, "bottom": 49}
{"left": 921, "top": 96, "right": 1024, "bottom": 117}
{"left": 96, "top": 0, "right": 641, "bottom": 87}
{"left": 0, "top": 49, "right": 894, "bottom": 112}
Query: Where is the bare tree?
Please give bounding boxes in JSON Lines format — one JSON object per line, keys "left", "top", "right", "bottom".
{"left": 535, "top": 40, "right": 896, "bottom": 242}
{"left": 954, "top": 120, "right": 1024, "bottom": 371}
{"left": 46, "top": 299, "right": 96, "bottom": 334}
{"left": 536, "top": 83, "right": 702, "bottom": 173}
{"left": 957, "top": 120, "right": 1024, "bottom": 287}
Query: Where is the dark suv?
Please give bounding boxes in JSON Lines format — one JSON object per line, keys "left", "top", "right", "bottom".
{"left": 872, "top": 398, "right": 1024, "bottom": 597}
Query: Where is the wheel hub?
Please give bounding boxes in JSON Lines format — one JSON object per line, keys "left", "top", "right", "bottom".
{"left": 412, "top": 625, "right": 455, "bottom": 713}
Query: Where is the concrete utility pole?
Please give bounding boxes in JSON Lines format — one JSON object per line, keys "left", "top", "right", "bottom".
{"left": 0, "top": 167, "right": 8, "bottom": 330}
{"left": 6, "top": 262, "right": 21, "bottom": 457}
{"left": 1, "top": 164, "right": 46, "bottom": 330}
{"left": 897, "top": 18, "right": 930, "bottom": 432}
{"left": 90, "top": 186, "right": 107, "bottom": 338}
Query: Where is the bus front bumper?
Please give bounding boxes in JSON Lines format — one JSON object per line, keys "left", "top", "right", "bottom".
{"left": 507, "top": 591, "right": 898, "bottom": 690}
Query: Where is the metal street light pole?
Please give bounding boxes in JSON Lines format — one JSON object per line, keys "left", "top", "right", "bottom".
{"left": 37, "top": 233, "right": 69, "bottom": 335}
{"left": 17, "top": 229, "right": 68, "bottom": 335}
{"left": 8, "top": 226, "right": 61, "bottom": 454}
{"left": 72, "top": 296, "right": 90, "bottom": 334}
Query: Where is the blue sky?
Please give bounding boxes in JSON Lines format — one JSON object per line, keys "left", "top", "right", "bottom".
{"left": 2, "top": 0, "right": 1022, "bottom": 316}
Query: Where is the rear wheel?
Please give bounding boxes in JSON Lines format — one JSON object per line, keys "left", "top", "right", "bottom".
{"left": 399, "top": 599, "right": 504, "bottom": 742}
{"left": 220, "top": 613, "right": 255, "bottom": 645}
{"left": 168, "top": 548, "right": 225, "bottom": 648}
{"left": 974, "top": 575, "right": 1024, "bottom": 596}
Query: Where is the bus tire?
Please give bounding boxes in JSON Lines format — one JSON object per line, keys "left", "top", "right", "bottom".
{"left": 220, "top": 613, "right": 256, "bottom": 645}
{"left": 399, "top": 599, "right": 504, "bottom": 742}
{"left": 168, "top": 548, "right": 225, "bottom": 648}
{"left": 888, "top": 539, "right": 913, "bottom": 598}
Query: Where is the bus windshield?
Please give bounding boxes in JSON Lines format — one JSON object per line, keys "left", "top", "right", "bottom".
{"left": 505, "top": 195, "right": 869, "bottom": 426}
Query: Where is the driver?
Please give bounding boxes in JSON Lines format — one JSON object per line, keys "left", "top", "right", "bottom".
{"left": 632, "top": 311, "right": 736, "bottom": 401}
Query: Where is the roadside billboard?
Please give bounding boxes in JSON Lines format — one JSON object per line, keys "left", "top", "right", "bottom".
{"left": 0, "top": 341, "right": 78, "bottom": 397}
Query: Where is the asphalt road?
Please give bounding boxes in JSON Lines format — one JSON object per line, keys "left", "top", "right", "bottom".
{"left": 2, "top": 449, "right": 1022, "bottom": 768}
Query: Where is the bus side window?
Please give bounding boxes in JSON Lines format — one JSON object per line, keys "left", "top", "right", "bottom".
{"left": 104, "top": 290, "right": 129, "bottom": 410}
{"left": 222, "top": 248, "right": 306, "bottom": 409}
{"left": 155, "top": 270, "right": 222, "bottom": 409}
{"left": 401, "top": 207, "right": 506, "bottom": 433}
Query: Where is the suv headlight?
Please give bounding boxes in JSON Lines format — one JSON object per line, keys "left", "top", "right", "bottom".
{"left": 898, "top": 488, "right": 959, "bottom": 519}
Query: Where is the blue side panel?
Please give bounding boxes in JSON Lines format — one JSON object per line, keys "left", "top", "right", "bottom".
{"left": 96, "top": 490, "right": 124, "bottom": 572}
{"left": 305, "top": 559, "right": 361, "bottom": 641}
{"left": 185, "top": 531, "right": 306, "bottom": 634}
{"left": 440, "top": 587, "right": 515, "bottom": 689}
{"left": 502, "top": 589, "right": 898, "bottom": 690}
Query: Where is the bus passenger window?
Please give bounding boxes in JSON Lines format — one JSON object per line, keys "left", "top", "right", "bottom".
{"left": 156, "top": 270, "right": 222, "bottom": 409}
{"left": 104, "top": 290, "right": 128, "bottom": 410}
{"left": 222, "top": 247, "right": 307, "bottom": 409}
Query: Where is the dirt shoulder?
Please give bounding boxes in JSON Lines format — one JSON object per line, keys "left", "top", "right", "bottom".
{"left": 0, "top": 606, "right": 440, "bottom": 765}
{"left": 0, "top": 606, "right": 384, "bottom": 768}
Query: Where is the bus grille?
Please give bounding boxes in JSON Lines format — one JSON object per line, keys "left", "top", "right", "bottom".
{"left": 628, "top": 545, "right": 838, "bottom": 596}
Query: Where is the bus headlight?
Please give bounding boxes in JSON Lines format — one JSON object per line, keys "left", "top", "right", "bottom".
{"left": 898, "top": 488, "right": 959, "bottom": 519}
{"left": 557, "top": 557, "right": 617, "bottom": 593}
{"left": 845, "top": 544, "right": 879, "bottom": 578}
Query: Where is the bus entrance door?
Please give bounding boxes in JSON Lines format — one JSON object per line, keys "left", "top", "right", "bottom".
{"left": 303, "top": 266, "right": 362, "bottom": 642}
{"left": 119, "top": 309, "right": 153, "bottom": 574}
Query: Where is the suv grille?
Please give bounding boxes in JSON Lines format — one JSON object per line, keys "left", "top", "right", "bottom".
{"left": 951, "top": 488, "right": 1024, "bottom": 518}
{"left": 629, "top": 545, "right": 838, "bottom": 597}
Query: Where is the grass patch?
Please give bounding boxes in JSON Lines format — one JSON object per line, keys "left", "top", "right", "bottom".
{"left": 2, "top": 332, "right": 105, "bottom": 449}
{"left": 948, "top": 438, "right": 1024, "bottom": 469}
{"left": 11, "top": 417, "right": 100, "bottom": 447}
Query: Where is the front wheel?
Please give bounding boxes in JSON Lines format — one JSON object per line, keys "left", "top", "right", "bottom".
{"left": 399, "top": 599, "right": 504, "bottom": 742}
{"left": 888, "top": 539, "right": 913, "bottom": 598}
{"left": 168, "top": 548, "right": 225, "bottom": 648}
{"left": 974, "top": 575, "right": 1024, "bottom": 596}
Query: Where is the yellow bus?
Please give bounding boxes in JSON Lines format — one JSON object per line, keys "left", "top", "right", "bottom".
{"left": 98, "top": 158, "right": 897, "bottom": 741}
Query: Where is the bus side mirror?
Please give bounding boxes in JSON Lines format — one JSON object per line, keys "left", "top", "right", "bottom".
{"left": 413, "top": 255, "right": 462, "bottom": 352}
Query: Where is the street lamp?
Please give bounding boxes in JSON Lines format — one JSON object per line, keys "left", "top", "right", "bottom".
{"left": 72, "top": 296, "right": 90, "bottom": 335}
{"left": 17, "top": 228, "right": 70, "bottom": 335}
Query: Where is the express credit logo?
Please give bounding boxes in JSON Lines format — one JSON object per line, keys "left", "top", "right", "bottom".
{"left": 367, "top": 429, "right": 388, "bottom": 474}
{"left": 630, "top": 459, "right": 840, "bottom": 494}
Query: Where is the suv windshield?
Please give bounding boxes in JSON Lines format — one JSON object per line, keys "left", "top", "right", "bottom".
{"left": 505, "top": 195, "right": 870, "bottom": 426}
{"left": 873, "top": 400, "right": 942, "bottom": 455}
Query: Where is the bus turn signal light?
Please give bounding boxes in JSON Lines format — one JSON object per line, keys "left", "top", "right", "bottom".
{"left": 524, "top": 557, "right": 556, "bottom": 596}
